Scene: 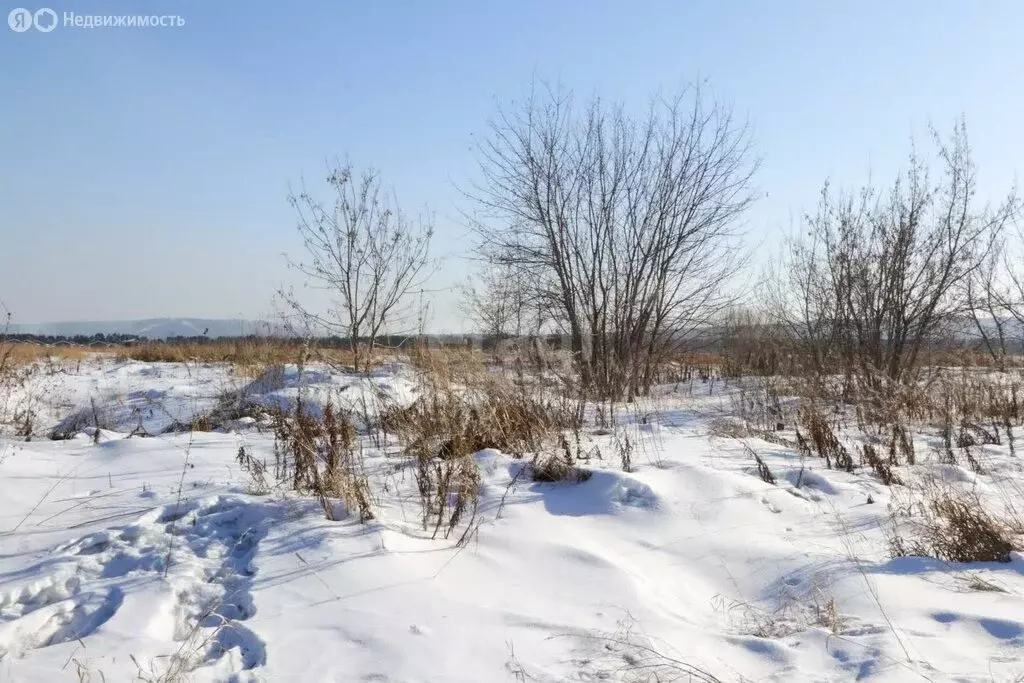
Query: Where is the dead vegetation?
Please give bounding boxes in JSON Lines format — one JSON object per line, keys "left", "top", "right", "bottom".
{"left": 859, "top": 443, "right": 902, "bottom": 486}
{"left": 719, "top": 333, "right": 1024, "bottom": 566}
{"left": 531, "top": 449, "right": 590, "bottom": 484}
{"left": 713, "top": 577, "right": 843, "bottom": 640}
{"left": 743, "top": 442, "right": 776, "bottom": 485}
{"left": 118, "top": 339, "right": 394, "bottom": 376}
{"left": 380, "top": 351, "right": 586, "bottom": 540}
{"left": 1, "top": 342, "right": 96, "bottom": 367}
{"left": 796, "top": 403, "right": 854, "bottom": 472}
{"left": 233, "top": 396, "right": 373, "bottom": 522}
{"left": 567, "top": 613, "right": 724, "bottom": 683}
{"left": 888, "top": 480, "right": 1018, "bottom": 563}
{"left": 383, "top": 350, "right": 581, "bottom": 460}
{"left": 223, "top": 346, "right": 590, "bottom": 541}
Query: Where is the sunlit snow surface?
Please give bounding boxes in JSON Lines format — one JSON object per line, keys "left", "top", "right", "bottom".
{"left": 0, "top": 358, "right": 1022, "bottom": 681}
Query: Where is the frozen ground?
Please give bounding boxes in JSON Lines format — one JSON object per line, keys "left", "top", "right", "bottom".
{"left": 1, "top": 358, "right": 1023, "bottom": 682}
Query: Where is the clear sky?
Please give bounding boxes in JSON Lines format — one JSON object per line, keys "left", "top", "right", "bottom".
{"left": 2, "top": 1, "right": 1021, "bottom": 332}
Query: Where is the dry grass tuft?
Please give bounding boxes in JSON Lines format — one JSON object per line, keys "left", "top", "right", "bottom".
{"left": 797, "top": 403, "right": 855, "bottom": 472}
{"left": 382, "top": 350, "right": 584, "bottom": 539}
{"left": 743, "top": 442, "right": 776, "bottom": 485}
{"left": 713, "top": 582, "right": 843, "bottom": 640}
{"left": 889, "top": 484, "right": 1017, "bottom": 563}
{"left": 245, "top": 399, "right": 373, "bottom": 521}
{"left": 380, "top": 369, "right": 581, "bottom": 461}
{"left": 414, "top": 451, "right": 482, "bottom": 542}
{"left": 860, "top": 443, "right": 902, "bottom": 486}
{"left": 530, "top": 449, "right": 590, "bottom": 483}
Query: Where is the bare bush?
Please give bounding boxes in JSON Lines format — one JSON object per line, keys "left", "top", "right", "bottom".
{"left": 461, "top": 262, "right": 539, "bottom": 340}
{"left": 767, "top": 121, "right": 1016, "bottom": 397}
{"left": 720, "top": 307, "right": 790, "bottom": 378}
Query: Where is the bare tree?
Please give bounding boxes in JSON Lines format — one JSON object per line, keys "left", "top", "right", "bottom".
{"left": 966, "top": 246, "right": 1012, "bottom": 369}
{"left": 469, "top": 82, "right": 757, "bottom": 400}
{"left": 461, "top": 264, "right": 535, "bottom": 340}
{"left": 767, "top": 121, "right": 1015, "bottom": 392}
{"left": 966, "top": 209, "right": 1024, "bottom": 368}
{"left": 283, "top": 162, "right": 434, "bottom": 371}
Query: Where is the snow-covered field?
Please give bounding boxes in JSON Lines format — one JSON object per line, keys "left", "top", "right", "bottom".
{"left": 1, "top": 357, "right": 1023, "bottom": 682}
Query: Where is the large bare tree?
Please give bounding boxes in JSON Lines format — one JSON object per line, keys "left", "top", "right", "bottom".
{"left": 284, "top": 162, "right": 434, "bottom": 371}
{"left": 469, "top": 83, "right": 757, "bottom": 400}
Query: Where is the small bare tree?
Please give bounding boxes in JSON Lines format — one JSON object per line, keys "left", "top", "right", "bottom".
{"left": 469, "top": 82, "right": 757, "bottom": 400}
{"left": 462, "top": 266, "right": 529, "bottom": 340}
{"left": 284, "top": 162, "right": 433, "bottom": 371}
{"left": 966, "top": 247, "right": 1013, "bottom": 370}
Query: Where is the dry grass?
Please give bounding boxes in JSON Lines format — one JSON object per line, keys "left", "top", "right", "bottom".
{"left": 381, "top": 357, "right": 581, "bottom": 461}
{"left": 796, "top": 402, "right": 855, "bottom": 472}
{"left": 713, "top": 579, "right": 843, "bottom": 640}
{"left": 744, "top": 442, "right": 776, "bottom": 485}
{"left": 381, "top": 350, "right": 584, "bottom": 539}
{"left": 569, "top": 613, "right": 723, "bottom": 683}
{"left": 116, "top": 340, "right": 400, "bottom": 378}
{"left": 889, "top": 482, "right": 1017, "bottom": 563}
{"left": 860, "top": 443, "right": 902, "bottom": 486}
{"left": 1, "top": 342, "right": 97, "bottom": 367}
{"left": 0, "top": 342, "right": 86, "bottom": 437}
{"left": 234, "top": 398, "right": 373, "bottom": 521}
{"left": 531, "top": 447, "right": 590, "bottom": 483}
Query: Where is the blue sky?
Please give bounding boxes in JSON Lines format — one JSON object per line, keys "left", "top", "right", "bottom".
{"left": 2, "top": 1, "right": 1021, "bottom": 331}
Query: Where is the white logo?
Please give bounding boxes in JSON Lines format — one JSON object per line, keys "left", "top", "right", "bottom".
{"left": 8, "top": 7, "right": 185, "bottom": 31}
{"left": 33, "top": 7, "right": 56, "bottom": 31}
{"left": 7, "top": 7, "right": 31, "bottom": 31}
{"left": 7, "top": 6, "right": 56, "bottom": 31}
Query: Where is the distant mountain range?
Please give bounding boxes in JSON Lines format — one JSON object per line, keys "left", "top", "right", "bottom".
{"left": 10, "top": 314, "right": 1023, "bottom": 345}
{"left": 7, "top": 318, "right": 276, "bottom": 339}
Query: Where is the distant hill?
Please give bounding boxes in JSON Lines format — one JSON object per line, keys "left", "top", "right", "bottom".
{"left": 7, "top": 318, "right": 276, "bottom": 340}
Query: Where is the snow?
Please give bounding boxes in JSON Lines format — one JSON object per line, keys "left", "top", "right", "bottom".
{"left": 1, "top": 359, "right": 1023, "bottom": 681}
{"left": 3, "top": 358, "right": 420, "bottom": 439}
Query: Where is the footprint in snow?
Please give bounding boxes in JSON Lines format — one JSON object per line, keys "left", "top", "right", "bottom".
{"left": 0, "top": 496, "right": 277, "bottom": 678}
